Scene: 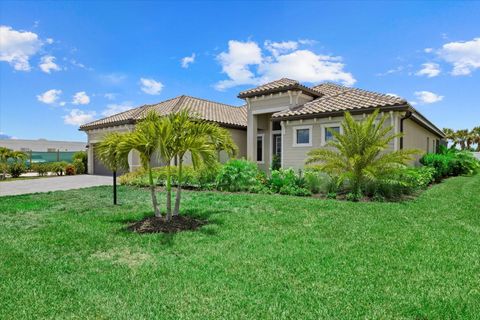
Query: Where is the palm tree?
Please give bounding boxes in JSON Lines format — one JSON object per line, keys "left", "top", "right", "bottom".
{"left": 118, "top": 111, "right": 165, "bottom": 217}
{"left": 443, "top": 128, "right": 457, "bottom": 148}
{"left": 472, "top": 126, "right": 480, "bottom": 152}
{"left": 0, "top": 147, "right": 12, "bottom": 180}
{"left": 167, "top": 110, "right": 237, "bottom": 217}
{"left": 306, "top": 109, "right": 419, "bottom": 199}
{"left": 95, "top": 132, "right": 129, "bottom": 205}
{"left": 456, "top": 129, "right": 469, "bottom": 150}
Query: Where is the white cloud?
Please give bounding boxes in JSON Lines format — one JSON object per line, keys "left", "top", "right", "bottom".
{"left": 45, "top": 38, "right": 54, "bottom": 44}
{"left": 215, "top": 40, "right": 263, "bottom": 90}
{"left": 181, "top": 53, "right": 196, "bottom": 68}
{"left": 437, "top": 37, "right": 480, "bottom": 75}
{"left": 63, "top": 109, "right": 96, "bottom": 126}
{"left": 39, "top": 55, "right": 61, "bottom": 73}
{"left": 140, "top": 78, "right": 163, "bottom": 95}
{"left": 72, "top": 91, "right": 90, "bottom": 105}
{"left": 0, "top": 25, "right": 43, "bottom": 71}
{"left": 59, "top": 101, "right": 66, "bottom": 106}
{"left": 424, "top": 48, "right": 433, "bottom": 53}
{"left": 102, "top": 102, "right": 134, "bottom": 117}
{"left": 376, "top": 66, "right": 404, "bottom": 76}
{"left": 414, "top": 91, "right": 444, "bottom": 104}
{"left": 415, "top": 62, "right": 441, "bottom": 78}
{"left": 259, "top": 50, "right": 355, "bottom": 85}
{"left": 100, "top": 73, "right": 127, "bottom": 84}
{"left": 264, "top": 40, "right": 298, "bottom": 56}
{"left": 37, "top": 89, "right": 62, "bottom": 105}
{"left": 104, "top": 93, "right": 117, "bottom": 100}
{"left": 215, "top": 39, "right": 355, "bottom": 91}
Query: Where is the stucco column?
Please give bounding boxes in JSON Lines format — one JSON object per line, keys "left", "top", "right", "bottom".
{"left": 87, "top": 143, "right": 94, "bottom": 174}
{"left": 247, "top": 112, "right": 257, "bottom": 161}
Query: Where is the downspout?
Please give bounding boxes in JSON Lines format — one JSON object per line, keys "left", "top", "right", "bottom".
{"left": 399, "top": 110, "right": 412, "bottom": 150}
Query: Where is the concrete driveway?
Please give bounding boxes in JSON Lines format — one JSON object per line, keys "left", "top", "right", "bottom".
{"left": 0, "top": 175, "right": 112, "bottom": 197}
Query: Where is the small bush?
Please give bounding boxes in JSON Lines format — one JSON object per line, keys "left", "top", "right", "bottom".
{"left": 216, "top": 159, "right": 260, "bottom": 192}
{"left": 271, "top": 154, "right": 281, "bottom": 171}
{"left": 50, "top": 161, "right": 69, "bottom": 176}
{"left": 420, "top": 153, "right": 452, "bottom": 181}
{"left": 65, "top": 164, "right": 76, "bottom": 175}
{"left": 72, "top": 151, "right": 88, "bottom": 173}
{"left": 73, "top": 159, "right": 86, "bottom": 175}
{"left": 8, "top": 163, "right": 26, "bottom": 178}
{"left": 31, "top": 163, "right": 50, "bottom": 176}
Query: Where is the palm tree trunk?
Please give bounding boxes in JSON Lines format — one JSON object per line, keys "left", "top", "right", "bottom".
{"left": 148, "top": 166, "right": 161, "bottom": 217}
{"left": 166, "top": 164, "right": 172, "bottom": 221}
{"left": 173, "top": 158, "right": 183, "bottom": 216}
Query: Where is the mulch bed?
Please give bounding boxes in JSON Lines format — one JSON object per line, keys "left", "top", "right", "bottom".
{"left": 126, "top": 215, "right": 207, "bottom": 234}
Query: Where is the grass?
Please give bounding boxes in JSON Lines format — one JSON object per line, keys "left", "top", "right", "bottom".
{"left": 1, "top": 175, "right": 479, "bottom": 319}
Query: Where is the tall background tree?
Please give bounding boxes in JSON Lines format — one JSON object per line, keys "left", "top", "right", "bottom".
{"left": 306, "top": 109, "right": 418, "bottom": 200}
{"left": 443, "top": 127, "right": 480, "bottom": 151}
{"left": 95, "top": 132, "right": 129, "bottom": 205}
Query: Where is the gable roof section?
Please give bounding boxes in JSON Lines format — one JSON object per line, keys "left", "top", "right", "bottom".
{"left": 80, "top": 95, "right": 247, "bottom": 131}
{"left": 272, "top": 85, "right": 408, "bottom": 118}
{"left": 237, "top": 78, "right": 321, "bottom": 99}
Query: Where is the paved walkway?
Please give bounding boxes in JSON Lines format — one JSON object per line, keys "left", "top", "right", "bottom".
{"left": 0, "top": 175, "right": 111, "bottom": 197}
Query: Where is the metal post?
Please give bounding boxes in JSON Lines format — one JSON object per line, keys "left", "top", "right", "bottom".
{"left": 113, "top": 170, "right": 117, "bottom": 205}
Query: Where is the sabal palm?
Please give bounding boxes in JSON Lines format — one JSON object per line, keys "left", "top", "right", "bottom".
{"left": 306, "top": 109, "right": 418, "bottom": 197}
{"left": 167, "top": 110, "right": 237, "bottom": 217}
{"left": 118, "top": 111, "right": 165, "bottom": 217}
{"left": 472, "top": 126, "right": 480, "bottom": 151}
{"left": 95, "top": 132, "right": 129, "bottom": 205}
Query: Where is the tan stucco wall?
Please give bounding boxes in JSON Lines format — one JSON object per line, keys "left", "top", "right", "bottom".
{"left": 403, "top": 118, "right": 441, "bottom": 163}
{"left": 84, "top": 124, "right": 246, "bottom": 174}
{"left": 281, "top": 112, "right": 400, "bottom": 171}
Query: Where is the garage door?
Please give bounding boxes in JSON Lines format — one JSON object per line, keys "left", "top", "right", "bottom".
{"left": 92, "top": 146, "right": 126, "bottom": 176}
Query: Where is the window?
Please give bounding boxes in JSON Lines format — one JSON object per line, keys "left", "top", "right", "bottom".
{"left": 293, "top": 125, "right": 312, "bottom": 147}
{"left": 427, "top": 137, "right": 430, "bottom": 153}
{"left": 321, "top": 123, "right": 341, "bottom": 145}
{"left": 256, "top": 134, "right": 264, "bottom": 163}
{"left": 325, "top": 126, "right": 340, "bottom": 141}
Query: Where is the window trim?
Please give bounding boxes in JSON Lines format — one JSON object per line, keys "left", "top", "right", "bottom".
{"left": 292, "top": 125, "right": 312, "bottom": 147}
{"left": 256, "top": 133, "right": 265, "bottom": 164}
{"left": 321, "top": 123, "right": 342, "bottom": 146}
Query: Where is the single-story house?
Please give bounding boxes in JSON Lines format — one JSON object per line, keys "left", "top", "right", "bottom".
{"left": 80, "top": 78, "right": 445, "bottom": 175}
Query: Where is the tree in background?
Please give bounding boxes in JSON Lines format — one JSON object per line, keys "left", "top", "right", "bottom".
{"left": 306, "top": 109, "right": 419, "bottom": 200}
{"left": 72, "top": 151, "right": 88, "bottom": 174}
{"left": 0, "top": 147, "right": 12, "bottom": 179}
{"left": 443, "top": 127, "right": 480, "bottom": 151}
{"left": 95, "top": 133, "right": 129, "bottom": 205}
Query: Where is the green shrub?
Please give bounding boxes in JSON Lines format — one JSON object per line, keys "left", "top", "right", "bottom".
{"left": 216, "top": 159, "right": 260, "bottom": 192}
{"left": 449, "top": 151, "right": 480, "bottom": 176}
{"left": 8, "top": 163, "right": 26, "bottom": 178}
{"left": 271, "top": 154, "right": 281, "bottom": 171}
{"left": 420, "top": 153, "right": 452, "bottom": 181}
{"left": 72, "top": 151, "right": 88, "bottom": 173}
{"left": 304, "top": 170, "right": 331, "bottom": 194}
{"left": 65, "top": 164, "right": 76, "bottom": 175}
{"left": 50, "top": 161, "right": 69, "bottom": 176}
{"left": 119, "top": 164, "right": 219, "bottom": 190}
{"left": 73, "top": 159, "right": 86, "bottom": 175}
{"left": 31, "top": 163, "right": 50, "bottom": 176}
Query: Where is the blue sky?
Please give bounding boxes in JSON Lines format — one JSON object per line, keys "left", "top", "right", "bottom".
{"left": 1, "top": 1, "right": 479, "bottom": 142}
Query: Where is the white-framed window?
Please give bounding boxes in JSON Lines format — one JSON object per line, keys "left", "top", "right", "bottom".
{"left": 321, "top": 123, "right": 342, "bottom": 145}
{"left": 292, "top": 125, "right": 312, "bottom": 147}
{"left": 256, "top": 134, "right": 264, "bottom": 163}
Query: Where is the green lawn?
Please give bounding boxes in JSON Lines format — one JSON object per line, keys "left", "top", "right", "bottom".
{"left": 1, "top": 175, "right": 479, "bottom": 319}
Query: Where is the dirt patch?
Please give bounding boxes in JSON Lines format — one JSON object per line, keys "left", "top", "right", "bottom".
{"left": 126, "top": 215, "right": 207, "bottom": 234}
{"left": 91, "top": 248, "right": 152, "bottom": 268}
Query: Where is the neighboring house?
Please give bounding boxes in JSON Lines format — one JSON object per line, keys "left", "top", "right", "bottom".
{"left": 80, "top": 78, "right": 444, "bottom": 175}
